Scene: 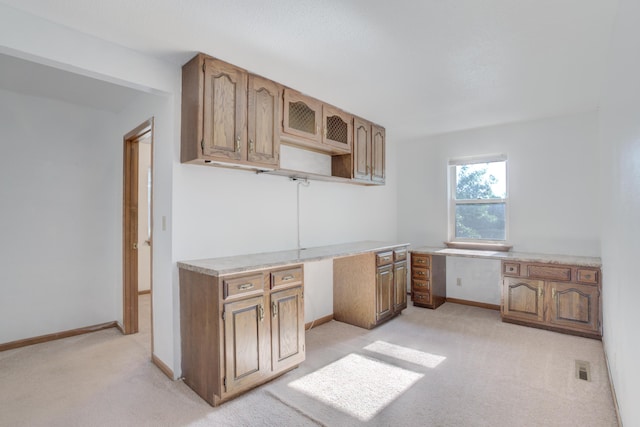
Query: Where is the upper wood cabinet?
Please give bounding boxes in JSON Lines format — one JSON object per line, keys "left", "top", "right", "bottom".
{"left": 282, "top": 89, "right": 322, "bottom": 145}
{"left": 182, "top": 52, "right": 385, "bottom": 185}
{"left": 348, "top": 118, "right": 385, "bottom": 184}
{"left": 247, "top": 75, "right": 281, "bottom": 166}
{"left": 181, "top": 54, "right": 281, "bottom": 169}
{"left": 282, "top": 89, "right": 352, "bottom": 155}
{"left": 202, "top": 58, "right": 247, "bottom": 162}
{"left": 371, "top": 125, "right": 386, "bottom": 183}
{"left": 322, "top": 105, "right": 352, "bottom": 153}
{"left": 353, "top": 117, "right": 372, "bottom": 180}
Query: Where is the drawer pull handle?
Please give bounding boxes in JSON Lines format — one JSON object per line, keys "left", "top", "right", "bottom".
{"left": 281, "top": 275, "right": 294, "bottom": 281}
{"left": 584, "top": 274, "right": 591, "bottom": 279}
{"left": 238, "top": 283, "right": 254, "bottom": 290}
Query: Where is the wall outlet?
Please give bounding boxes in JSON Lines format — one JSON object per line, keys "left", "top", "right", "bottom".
{"left": 456, "top": 278, "right": 462, "bottom": 286}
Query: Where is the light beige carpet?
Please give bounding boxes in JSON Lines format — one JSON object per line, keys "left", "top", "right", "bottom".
{"left": 0, "top": 296, "right": 618, "bottom": 426}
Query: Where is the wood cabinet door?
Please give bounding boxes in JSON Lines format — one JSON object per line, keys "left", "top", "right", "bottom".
{"left": 376, "top": 264, "right": 394, "bottom": 322}
{"left": 502, "top": 278, "right": 545, "bottom": 323}
{"left": 270, "top": 286, "right": 305, "bottom": 372}
{"left": 202, "top": 58, "right": 247, "bottom": 161}
{"left": 282, "top": 89, "right": 322, "bottom": 143}
{"left": 548, "top": 282, "right": 599, "bottom": 333}
{"left": 353, "top": 117, "right": 371, "bottom": 180}
{"left": 393, "top": 261, "right": 408, "bottom": 311}
{"left": 247, "top": 75, "right": 281, "bottom": 166}
{"left": 322, "top": 105, "right": 352, "bottom": 153}
{"left": 371, "top": 125, "right": 385, "bottom": 183}
{"left": 223, "top": 295, "right": 270, "bottom": 396}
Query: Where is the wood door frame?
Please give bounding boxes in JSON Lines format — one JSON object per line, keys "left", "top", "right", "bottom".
{"left": 123, "top": 118, "right": 154, "bottom": 339}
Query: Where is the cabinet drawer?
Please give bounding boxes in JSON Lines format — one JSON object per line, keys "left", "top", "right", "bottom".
{"left": 271, "top": 266, "right": 303, "bottom": 289}
{"left": 394, "top": 249, "right": 407, "bottom": 262}
{"left": 376, "top": 251, "right": 394, "bottom": 266}
{"left": 412, "top": 268, "right": 430, "bottom": 280}
{"left": 411, "top": 255, "right": 430, "bottom": 267}
{"left": 576, "top": 269, "right": 599, "bottom": 284}
{"left": 527, "top": 265, "right": 572, "bottom": 281}
{"left": 223, "top": 273, "right": 265, "bottom": 299}
{"left": 412, "top": 279, "right": 430, "bottom": 292}
{"left": 503, "top": 262, "right": 520, "bottom": 276}
{"left": 413, "top": 291, "right": 431, "bottom": 304}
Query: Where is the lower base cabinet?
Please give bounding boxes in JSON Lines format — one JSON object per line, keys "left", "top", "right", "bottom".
{"left": 333, "top": 247, "right": 408, "bottom": 329}
{"left": 501, "top": 261, "right": 601, "bottom": 339}
{"left": 410, "top": 253, "right": 446, "bottom": 309}
{"left": 180, "top": 265, "right": 305, "bottom": 406}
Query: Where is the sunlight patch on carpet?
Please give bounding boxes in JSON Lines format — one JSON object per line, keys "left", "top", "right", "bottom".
{"left": 364, "top": 341, "right": 446, "bottom": 368}
{"left": 288, "top": 353, "right": 423, "bottom": 421}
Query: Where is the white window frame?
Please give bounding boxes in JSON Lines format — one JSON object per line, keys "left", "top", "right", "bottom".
{"left": 448, "top": 154, "right": 509, "bottom": 245}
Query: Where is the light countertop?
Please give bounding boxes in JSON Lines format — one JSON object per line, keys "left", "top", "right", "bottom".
{"left": 178, "top": 240, "right": 410, "bottom": 276}
{"left": 411, "top": 246, "right": 601, "bottom": 267}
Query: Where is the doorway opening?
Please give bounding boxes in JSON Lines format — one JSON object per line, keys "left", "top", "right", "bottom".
{"left": 123, "top": 118, "right": 154, "bottom": 348}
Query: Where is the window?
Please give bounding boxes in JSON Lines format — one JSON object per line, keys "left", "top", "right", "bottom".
{"left": 449, "top": 156, "right": 507, "bottom": 243}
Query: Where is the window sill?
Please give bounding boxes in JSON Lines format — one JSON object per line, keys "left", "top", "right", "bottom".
{"left": 444, "top": 241, "right": 513, "bottom": 252}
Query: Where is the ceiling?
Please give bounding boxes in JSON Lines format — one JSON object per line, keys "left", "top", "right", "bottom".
{"left": 0, "top": 0, "right": 620, "bottom": 141}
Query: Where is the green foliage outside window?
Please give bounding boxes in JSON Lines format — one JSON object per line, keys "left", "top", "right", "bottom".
{"left": 455, "top": 163, "right": 506, "bottom": 240}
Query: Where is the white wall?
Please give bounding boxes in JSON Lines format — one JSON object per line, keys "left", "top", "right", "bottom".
{"left": 303, "top": 259, "right": 334, "bottom": 323}
{"left": 0, "top": 88, "right": 120, "bottom": 342}
{"left": 397, "top": 112, "right": 601, "bottom": 304}
{"left": 0, "top": 5, "right": 181, "bottom": 373}
{"left": 598, "top": 0, "right": 640, "bottom": 424}
{"left": 445, "top": 258, "right": 501, "bottom": 305}
{"left": 113, "top": 92, "right": 178, "bottom": 372}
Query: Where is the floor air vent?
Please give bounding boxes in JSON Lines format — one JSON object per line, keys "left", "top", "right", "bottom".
{"left": 575, "top": 360, "right": 591, "bottom": 381}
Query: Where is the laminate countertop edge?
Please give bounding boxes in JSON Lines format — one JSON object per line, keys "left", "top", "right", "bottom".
{"left": 178, "top": 240, "right": 410, "bottom": 276}
{"left": 411, "top": 246, "right": 602, "bottom": 268}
